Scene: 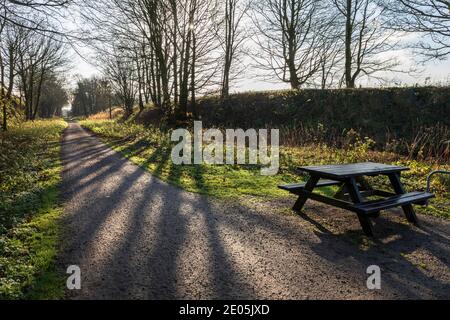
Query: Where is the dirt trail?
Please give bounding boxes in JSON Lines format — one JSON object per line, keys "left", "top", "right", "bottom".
{"left": 59, "top": 122, "right": 450, "bottom": 299}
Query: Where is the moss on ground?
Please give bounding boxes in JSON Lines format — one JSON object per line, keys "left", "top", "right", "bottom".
{"left": 0, "top": 119, "right": 67, "bottom": 300}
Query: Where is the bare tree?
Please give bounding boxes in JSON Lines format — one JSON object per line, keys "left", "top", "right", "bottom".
{"left": 16, "top": 29, "right": 67, "bottom": 120}
{"left": 316, "top": 38, "right": 344, "bottom": 89}
{"left": 80, "top": 0, "right": 221, "bottom": 120}
{"left": 312, "top": 3, "right": 345, "bottom": 89}
{"left": 0, "top": 0, "right": 71, "bottom": 33}
{"left": 0, "top": 23, "right": 23, "bottom": 130}
{"left": 251, "top": 0, "right": 328, "bottom": 89}
{"left": 38, "top": 73, "right": 68, "bottom": 118}
{"left": 216, "top": 0, "right": 249, "bottom": 99}
{"left": 332, "top": 0, "right": 400, "bottom": 88}
{"left": 0, "top": 17, "right": 5, "bottom": 130}
{"left": 184, "top": 0, "right": 221, "bottom": 117}
{"left": 71, "top": 76, "right": 113, "bottom": 117}
{"left": 101, "top": 49, "right": 137, "bottom": 118}
{"left": 0, "top": 0, "right": 70, "bottom": 130}
{"left": 380, "top": 0, "right": 450, "bottom": 60}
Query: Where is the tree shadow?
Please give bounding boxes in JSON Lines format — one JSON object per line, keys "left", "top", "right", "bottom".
{"left": 60, "top": 125, "right": 150, "bottom": 298}
{"left": 192, "top": 166, "right": 258, "bottom": 299}
{"left": 61, "top": 123, "right": 450, "bottom": 299}
{"left": 61, "top": 124, "right": 252, "bottom": 299}
{"left": 295, "top": 206, "right": 450, "bottom": 299}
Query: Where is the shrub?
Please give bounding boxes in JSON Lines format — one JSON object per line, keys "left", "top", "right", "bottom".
{"left": 197, "top": 88, "right": 450, "bottom": 161}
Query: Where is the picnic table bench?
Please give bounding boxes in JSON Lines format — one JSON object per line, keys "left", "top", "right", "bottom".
{"left": 279, "top": 162, "right": 435, "bottom": 237}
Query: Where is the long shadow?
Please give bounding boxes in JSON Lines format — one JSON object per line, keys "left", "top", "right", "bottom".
{"left": 61, "top": 123, "right": 450, "bottom": 299}
{"left": 116, "top": 138, "right": 154, "bottom": 159}
{"left": 61, "top": 136, "right": 156, "bottom": 198}
{"left": 82, "top": 158, "right": 187, "bottom": 299}
{"left": 287, "top": 207, "right": 450, "bottom": 298}
{"left": 62, "top": 145, "right": 112, "bottom": 164}
{"left": 62, "top": 150, "right": 130, "bottom": 200}
{"left": 78, "top": 157, "right": 254, "bottom": 299}
{"left": 60, "top": 125, "right": 149, "bottom": 295}
{"left": 61, "top": 124, "right": 192, "bottom": 299}
{"left": 62, "top": 165, "right": 147, "bottom": 254}
{"left": 84, "top": 177, "right": 162, "bottom": 299}
{"left": 108, "top": 160, "right": 184, "bottom": 299}
{"left": 190, "top": 194, "right": 450, "bottom": 299}
{"left": 62, "top": 133, "right": 143, "bottom": 165}
{"left": 191, "top": 165, "right": 257, "bottom": 299}
{"left": 149, "top": 145, "right": 172, "bottom": 177}
{"left": 140, "top": 163, "right": 187, "bottom": 299}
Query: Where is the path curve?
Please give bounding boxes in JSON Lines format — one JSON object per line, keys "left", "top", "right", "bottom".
{"left": 59, "top": 123, "right": 450, "bottom": 299}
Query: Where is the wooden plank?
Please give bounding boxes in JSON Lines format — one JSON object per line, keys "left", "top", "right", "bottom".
{"left": 296, "top": 190, "right": 354, "bottom": 211}
{"left": 278, "top": 179, "right": 341, "bottom": 193}
{"left": 298, "top": 162, "right": 409, "bottom": 179}
{"left": 352, "top": 192, "right": 435, "bottom": 214}
{"left": 346, "top": 177, "right": 365, "bottom": 203}
{"left": 334, "top": 190, "right": 395, "bottom": 201}
{"left": 373, "top": 190, "right": 397, "bottom": 197}
{"left": 301, "top": 165, "right": 408, "bottom": 177}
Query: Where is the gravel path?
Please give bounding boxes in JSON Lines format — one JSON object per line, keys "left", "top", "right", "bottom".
{"left": 59, "top": 122, "right": 450, "bottom": 300}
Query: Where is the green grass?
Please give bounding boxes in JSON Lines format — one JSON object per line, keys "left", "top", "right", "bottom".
{"left": 80, "top": 119, "right": 450, "bottom": 220}
{"left": 0, "top": 119, "right": 67, "bottom": 300}
{"left": 81, "top": 119, "right": 301, "bottom": 199}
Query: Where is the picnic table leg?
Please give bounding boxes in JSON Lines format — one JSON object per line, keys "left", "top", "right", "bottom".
{"left": 293, "top": 176, "right": 320, "bottom": 212}
{"left": 388, "top": 173, "right": 419, "bottom": 225}
{"left": 355, "top": 176, "right": 380, "bottom": 218}
{"left": 334, "top": 183, "right": 348, "bottom": 200}
{"left": 346, "top": 177, "right": 374, "bottom": 237}
{"left": 356, "top": 176, "right": 373, "bottom": 192}
{"left": 334, "top": 177, "right": 371, "bottom": 201}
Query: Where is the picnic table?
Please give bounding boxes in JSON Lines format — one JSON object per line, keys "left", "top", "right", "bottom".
{"left": 279, "top": 162, "right": 435, "bottom": 237}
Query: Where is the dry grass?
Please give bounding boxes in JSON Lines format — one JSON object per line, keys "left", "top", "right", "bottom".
{"left": 87, "top": 108, "right": 124, "bottom": 121}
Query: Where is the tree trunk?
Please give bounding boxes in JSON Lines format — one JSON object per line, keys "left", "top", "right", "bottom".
{"left": 171, "top": 0, "right": 179, "bottom": 108}
{"left": 0, "top": 57, "right": 6, "bottom": 131}
{"left": 32, "top": 70, "right": 46, "bottom": 120}
{"left": 109, "top": 95, "right": 112, "bottom": 119}
{"left": 221, "top": 0, "right": 233, "bottom": 99}
{"left": 1, "top": 93, "right": 6, "bottom": 132}
{"left": 179, "top": 28, "right": 192, "bottom": 119}
{"left": 191, "top": 33, "right": 197, "bottom": 119}
{"left": 345, "top": 0, "right": 354, "bottom": 88}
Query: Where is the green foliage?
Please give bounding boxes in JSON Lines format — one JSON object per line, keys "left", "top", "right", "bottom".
{"left": 0, "top": 119, "right": 67, "bottom": 300}
{"left": 0, "top": 191, "right": 64, "bottom": 300}
{"left": 0, "top": 96, "right": 25, "bottom": 130}
{"left": 81, "top": 119, "right": 449, "bottom": 219}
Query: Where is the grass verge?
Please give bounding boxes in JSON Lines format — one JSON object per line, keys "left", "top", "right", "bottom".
{"left": 80, "top": 119, "right": 450, "bottom": 220}
{"left": 0, "top": 119, "right": 67, "bottom": 300}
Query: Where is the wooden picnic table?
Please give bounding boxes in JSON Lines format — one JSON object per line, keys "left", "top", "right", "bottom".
{"left": 279, "top": 162, "right": 435, "bottom": 237}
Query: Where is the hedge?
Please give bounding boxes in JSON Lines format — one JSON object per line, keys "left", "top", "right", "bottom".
{"left": 196, "top": 87, "right": 450, "bottom": 143}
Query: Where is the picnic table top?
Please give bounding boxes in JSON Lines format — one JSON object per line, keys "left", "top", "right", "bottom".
{"left": 298, "top": 162, "right": 409, "bottom": 179}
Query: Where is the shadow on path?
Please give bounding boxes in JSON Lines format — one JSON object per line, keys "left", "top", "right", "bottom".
{"left": 59, "top": 123, "right": 450, "bottom": 300}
